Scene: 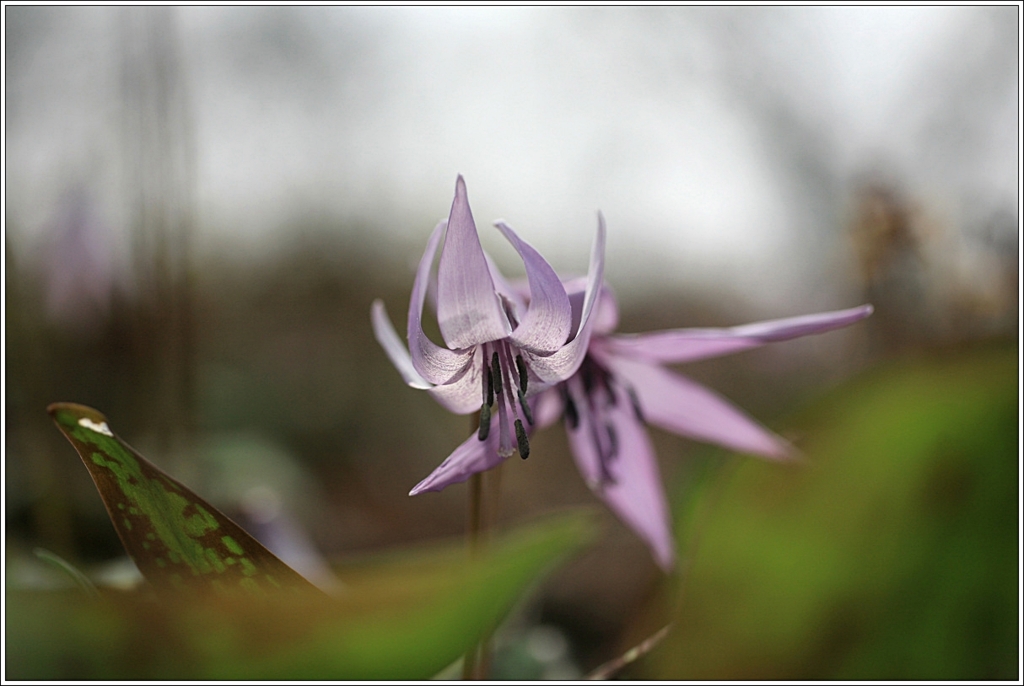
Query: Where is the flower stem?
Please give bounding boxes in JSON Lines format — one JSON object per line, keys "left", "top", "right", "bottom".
{"left": 462, "top": 471, "right": 484, "bottom": 679}
{"left": 462, "top": 408, "right": 506, "bottom": 679}
{"left": 467, "top": 471, "right": 483, "bottom": 554}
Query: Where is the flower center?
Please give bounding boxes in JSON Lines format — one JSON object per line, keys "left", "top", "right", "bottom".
{"left": 477, "top": 340, "right": 533, "bottom": 459}
{"left": 563, "top": 356, "right": 643, "bottom": 489}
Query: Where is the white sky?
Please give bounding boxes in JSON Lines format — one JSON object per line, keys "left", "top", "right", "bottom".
{"left": 4, "top": 5, "right": 1019, "bottom": 311}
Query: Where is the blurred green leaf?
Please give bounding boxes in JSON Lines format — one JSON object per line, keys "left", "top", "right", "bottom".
{"left": 47, "top": 402, "right": 322, "bottom": 597}
{"left": 7, "top": 505, "right": 596, "bottom": 679}
{"left": 643, "top": 343, "right": 1017, "bottom": 680}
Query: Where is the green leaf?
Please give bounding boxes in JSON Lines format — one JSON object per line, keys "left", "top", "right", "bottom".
{"left": 6, "top": 509, "right": 597, "bottom": 680}
{"left": 47, "top": 402, "right": 323, "bottom": 598}
{"left": 643, "top": 344, "right": 1018, "bottom": 680}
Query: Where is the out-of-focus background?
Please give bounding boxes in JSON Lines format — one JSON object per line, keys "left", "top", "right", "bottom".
{"left": 4, "top": 6, "right": 1019, "bottom": 680}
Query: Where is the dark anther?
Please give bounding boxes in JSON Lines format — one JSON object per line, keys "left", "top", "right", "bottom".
{"left": 478, "top": 404, "right": 491, "bottom": 440}
{"left": 605, "top": 378, "right": 618, "bottom": 406}
{"left": 592, "top": 423, "right": 618, "bottom": 486}
{"left": 562, "top": 388, "right": 579, "bottom": 430}
{"left": 515, "top": 354, "right": 528, "bottom": 394}
{"left": 627, "top": 386, "right": 644, "bottom": 423}
{"left": 518, "top": 390, "right": 534, "bottom": 426}
{"left": 605, "top": 423, "right": 619, "bottom": 459}
{"left": 581, "top": 364, "right": 595, "bottom": 396}
{"left": 491, "top": 352, "right": 502, "bottom": 396}
{"left": 515, "top": 419, "right": 530, "bottom": 459}
{"left": 485, "top": 365, "right": 494, "bottom": 407}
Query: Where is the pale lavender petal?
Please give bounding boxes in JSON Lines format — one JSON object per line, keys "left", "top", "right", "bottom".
{"left": 507, "top": 275, "right": 531, "bottom": 303}
{"left": 564, "top": 381, "right": 675, "bottom": 570}
{"left": 407, "top": 219, "right": 476, "bottom": 385}
{"left": 600, "top": 304, "right": 874, "bottom": 365}
{"left": 533, "top": 387, "right": 565, "bottom": 429}
{"left": 428, "top": 350, "right": 484, "bottom": 414}
{"left": 560, "top": 276, "right": 619, "bottom": 338}
{"left": 521, "top": 213, "right": 607, "bottom": 383}
{"left": 601, "top": 353, "right": 791, "bottom": 458}
{"left": 563, "top": 377, "right": 603, "bottom": 489}
{"left": 485, "top": 253, "right": 527, "bottom": 319}
{"left": 409, "top": 415, "right": 506, "bottom": 495}
{"left": 436, "top": 175, "right": 511, "bottom": 348}
{"left": 495, "top": 221, "right": 572, "bottom": 353}
{"left": 371, "top": 299, "right": 431, "bottom": 389}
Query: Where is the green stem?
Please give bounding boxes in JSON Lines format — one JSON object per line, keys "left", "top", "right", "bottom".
{"left": 467, "top": 471, "right": 483, "bottom": 555}
{"left": 463, "top": 470, "right": 484, "bottom": 679}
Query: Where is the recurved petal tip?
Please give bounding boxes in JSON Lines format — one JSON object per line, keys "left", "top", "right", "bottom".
{"left": 605, "top": 302, "right": 876, "bottom": 365}
{"left": 496, "top": 221, "right": 572, "bottom": 353}
{"left": 409, "top": 419, "right": 506, "bottom": 495}
{"left": 407, "top": 220, "right": 476, "bottom": 385}
{"left": 371, "top": 299, "right": 432, "bottom": 389}
{"left": 520, "top": 212, "right": 606, "bottom": 383}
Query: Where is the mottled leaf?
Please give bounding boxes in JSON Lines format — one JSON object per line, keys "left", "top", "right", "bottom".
{"left": 6, "top": 509, "right": 597, "bottom": 680}
{"left": 47, "top": 402, "right": 323, "bottom": 598}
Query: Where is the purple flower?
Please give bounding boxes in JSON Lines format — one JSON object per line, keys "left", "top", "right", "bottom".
{"left": 545, "top": 285, "right": 872, "bottom": 569}
{"left": 372, "top": 176, "right": 606, "bottom": 465}
{"left": 406, "top": 270, "right": 872, "bottom": 570}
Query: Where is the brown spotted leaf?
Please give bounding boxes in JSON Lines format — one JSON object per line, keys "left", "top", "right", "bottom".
{"left": 47, "top": 402, "right": 324, "bottom": 598}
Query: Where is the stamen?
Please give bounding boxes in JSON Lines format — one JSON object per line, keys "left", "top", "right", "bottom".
{"left": 588, "top": 419, "right": 609, "bottom": 479}
{"left": 491, "top": 352, "right": 502, "bottom": 396}
{"left": 486, "top": 365, "right": 494, "bottom": 407}
{"left": 518, "top": 390, "right": 534, "bottom": 426}
{"left": 515, "top": 419, "right": 530, "bottom": 459}
{"left": 515, "top": 354, "right": 528, "bottom": 394}
{"left": 478, "top": 404, "right": 491, "bottom": 440}
{"left": 605, "top": 422, "right": 619, "bottom": 459}
{"left": 581, "top": 363, "right": 595, "bottom": 396}
{"left": 562, "top": 388, "right": 579, "bottom": 430}
{"left": 627, "top": 386, "right": 644, "bottom": 423}
{"left": 591, "top": 423, "right": 619, "bottom": 486}
{"left": 605, "top": 378, "right": 618, "bottom": 406}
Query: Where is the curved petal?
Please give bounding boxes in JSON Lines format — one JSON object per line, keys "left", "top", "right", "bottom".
{"left": 601, "top": 353, "right": 791, "bottom": 458}
{"left": 495, "top": 221, "right": 572, "bottom": 353}
{"left": 436, "top": 175, "right": 511, "bottom": 348}
{"left": 408, "top": 416, "right": 507, "bottom": 495}
{"left": 564, "top": 380, "right": 674, "bottom": 570}
{"left": 371, "top": 299, "right": 431, "bottom": 389}
{"left": 507, "top": 275, "right": 532, "bottom": 303}
{"left": 427, "top": 349, "right": 484, "bottom": 414}
{"left": 521, "top": 213, "right": 607, "bottom": 383}
{"left": 533, "top": 387, "right": 565, "bottom": 429}
{"left": 408, "top": 219, "right": 476, "bottom": 385}
{"left": 485, "top": 253, "right": 527, "bottom": 320}
{"left": 564, "top": 278, "right": 618, "bottom": 338}
{"left": 601, "top": 304, "right": 874, "bottom": 365}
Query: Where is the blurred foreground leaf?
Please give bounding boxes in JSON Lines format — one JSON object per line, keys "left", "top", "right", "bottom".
{"left": 17, "top": 403, "right": 597, "bottom": 679}
{"left": 47, "top": 402, "right": 321, "bottom": 597}
{"left": 642, "top": 343, "right": 1018, "bottom": 680}
{"left": 8, "top": 509, "right": 594, "bottom": 679}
